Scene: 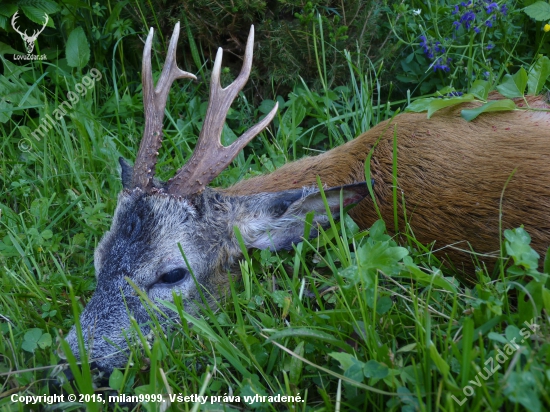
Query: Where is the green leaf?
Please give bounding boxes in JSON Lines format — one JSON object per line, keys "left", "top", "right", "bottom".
{"left": 505, "top": 227, "right": 540, "bottom": 269}
{"left": 329, "top": 352, "right": 357, "bottom": 371}
{"left": 544, "top": 246, "right": 550, "bottom": 274}
{"left": 258, "top": 99, "right": 276, "bottom": 114}
{"left": 268, "top": 328, "right": 352, "bottom": 351}
{"left": 427, "top": 94, "right": 475, "bottom": 118}
{"left": 523, "top": 1, "right": 550, "bottom": 21}
{"left": 289, "top": 341, "right": 304, "bottom": 383}
{"left": 469, "top": 80, "right": 491, "bottom": 100}
{"left": 41, "top": 229, "right": 53, "bottom": 239}
{"left": 503, "top": 371, "right": 542, "bottom": 412}
{"left": 400, "top": 256, "right": 457, "bottom": 292}
{"left": 109, "top": 369, "right": 124, "bottom": 390}
{"left": 405, "top": 97, "right": 435, "bottom": 113}
{"left": 66, "top": 27, "right": 90, "bottom": 69}
{"left": 37, "top": 332, "right": 52, "bottom": 349}
{"left": 496, "top": 68, "right": 528, "bottom": 98}
{"left": 461, "top": 99, "right": 516, "bottom": 121}
{"left": 428, "top": 342, "right": 449, "bottom": 378}
{"left": 20, "top": 6, "right": 55, "bottom": 27}
{"left": 376, "top": 296, "right": 393, "bottom": 314}
{"left": 363, "top": 360, "right": 389, "bottom": 379}
{"left": 528, "top": 55, "right": 550, "bottom": 95}
{"left": 22, "top": 328, "right": 43, "bottom": 353}
{"left": 344, "top": 362, "right": 365, "bottom": 383}
{"left": 0, "top": 41, "right": 22, "bottom": 56}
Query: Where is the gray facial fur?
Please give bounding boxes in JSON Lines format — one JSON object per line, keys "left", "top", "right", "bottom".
{"left": 63, "top": 182, "right": 368, "bottom": 372}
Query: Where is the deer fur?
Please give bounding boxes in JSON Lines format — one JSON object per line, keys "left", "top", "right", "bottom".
{"left": 60, "top": 22, "right": 550, "bottom": 376}
{"left": 227, "top": 94, "right": 550, "bottom": 277}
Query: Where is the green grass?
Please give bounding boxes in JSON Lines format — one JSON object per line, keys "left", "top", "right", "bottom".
{"left": 1, "top": 12, "right": 550, "bottom": 412}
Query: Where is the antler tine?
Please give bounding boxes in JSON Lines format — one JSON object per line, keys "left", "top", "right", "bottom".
{"left": 166, "top": 25, "right": 279, "bottom": 196}
{"left": 132, "top": 22, "right": 197, "bottom": 191}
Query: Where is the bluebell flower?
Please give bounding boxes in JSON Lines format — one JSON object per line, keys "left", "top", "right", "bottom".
{"left": 485, "top": 19, "right": 493, "bottom": 27}
{"left": 500, "top": 4, "right": 508, "bottom": 15}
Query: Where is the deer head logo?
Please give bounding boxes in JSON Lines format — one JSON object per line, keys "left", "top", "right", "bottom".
{"left": 11, "top": 11, "right": 48, "bottom": 54}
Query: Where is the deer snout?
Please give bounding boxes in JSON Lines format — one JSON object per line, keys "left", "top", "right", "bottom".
{"left": 63, "top": 288, "right": 151, "bottom": 373}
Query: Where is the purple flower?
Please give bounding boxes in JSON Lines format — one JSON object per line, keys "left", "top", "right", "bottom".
{"left": 500, "top": 4, "right": 508, "bottom": 15}
{"left": 474, "top": 26, "right": 480, "bottom": 33}
{"left": 486, "top": 43, "right": 494, "bottom": 50}
{"left": 433, "top": 57, "right": 452, "bottom": 72}
{"left": 486, "top": 2, "right": 498, "bottom": 13}
{"left": 485, "top": 19, "right": 493, "bottom": 27}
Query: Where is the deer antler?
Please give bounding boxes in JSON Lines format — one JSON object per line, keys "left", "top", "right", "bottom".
{"left": 132, "top": 22, "right": 197, "bottom": 191}
{"left": 165, "top": 25, "right": 279, "bottom": 196}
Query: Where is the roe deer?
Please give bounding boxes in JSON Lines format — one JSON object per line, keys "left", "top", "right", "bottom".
{"left": 62, "top": 23, "right": 550, "bottom": 373}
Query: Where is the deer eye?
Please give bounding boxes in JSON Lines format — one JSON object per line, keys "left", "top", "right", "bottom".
{"left": 159, "top": 268, "right": 188, "bottom": 285}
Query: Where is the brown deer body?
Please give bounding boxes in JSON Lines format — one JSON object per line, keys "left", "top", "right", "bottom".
{"left": 61, "top": 22, "right": 550, "bottom": 374}
{"left": 228, "top": 96, "right": 550, "bottom": 276}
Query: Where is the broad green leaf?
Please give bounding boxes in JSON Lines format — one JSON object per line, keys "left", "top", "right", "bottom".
{"left": 0, "top": 41, "right": 21, "bottom": 56}
{"left": 66, "top": 27, "right": 90, "bottom": 69}
{"left": 37, "top": 332, "right": 52, "bottom": 349}
{"left": 461, "top": 99, "right": 516, "bottom": 121}
{"left": 469, "top": 80, "right": 490, "bottom": 100}
{"left": 505, "top": 227, "right": 540, "bottom": 269}
{"left": 523, "top": 1, "right": 550, "bottom": 21}
{"left": 496, "top": 68, "right": 528, "bottom": 98}
{"left": 503, "top": 371, "right": 542, "bottom": 412}
{"left": 22, "top": 328, "right": 43, "bottom": 353}
{"left": 427, "top": 94, "right": 475, "bottom": 118}
{"left": 21, "top": 0, "right": 60, "bottom": 14}
{"left": 329, "top": 352, "right": 357, "bottom": 371}
{"left": 109, "top": 368, "right": 124, "bottom": 390}
{"left": 487, "top": 332, "right": 509, "bottom": 344}
{"left": 528, "top": 55, "right": 550, "bottom": 95}
{"left": 363, "top": 360, "right": 389, "bottom": 379}
{"left": 258, "top": 99, "right": 277, "bottom": 114}
{"left": 405, "top": 97, "right": 435, "bottom": 113}
{"left": 345, "top": 362, "right": 365, "bottom": 383}
{"left": 376, "top": 296, "right": 393, "bottom": 314}
{"left": 21, "top": 6, "right": 55, "bottom": 28}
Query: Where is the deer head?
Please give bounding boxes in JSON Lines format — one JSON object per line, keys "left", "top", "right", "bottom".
{"left": 11, "top": 11, "right": 48, "bottom": 54}
{"left": 61, "top": 23, "right": 368, "bottom": 373}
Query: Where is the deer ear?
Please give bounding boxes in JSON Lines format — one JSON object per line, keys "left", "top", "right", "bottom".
{"left": 119, "top": 157, "right": 134, "bottom": 189}
{"left": 240, "top": 182, "right": 369, "bottom": 251}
